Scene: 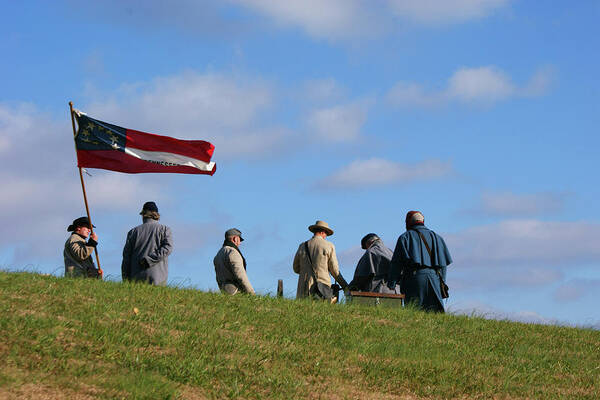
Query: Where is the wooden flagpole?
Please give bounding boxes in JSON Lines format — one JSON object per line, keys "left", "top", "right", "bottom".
{"left": 69, "top": 101, "right": 103, "bottom": 278}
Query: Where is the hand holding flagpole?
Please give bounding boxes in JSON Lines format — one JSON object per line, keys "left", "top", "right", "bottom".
{"left": 69, "top": 101, "right": 103, "bottom": 279}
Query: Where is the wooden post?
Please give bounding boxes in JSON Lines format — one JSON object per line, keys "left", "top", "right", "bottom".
{"left": 277, "top": 279, "right": 283, "bottom": 297}
{"left": 69, "top": 102, "right": 103, "bottom": 278}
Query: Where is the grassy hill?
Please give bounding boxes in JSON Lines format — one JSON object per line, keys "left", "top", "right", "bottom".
{"left": 0, "top": 272, "right": 598, "bottom": 399}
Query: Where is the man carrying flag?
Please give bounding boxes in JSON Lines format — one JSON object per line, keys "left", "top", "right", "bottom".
{"left": 64, "top": 216, "right": 101, "bottom": 279}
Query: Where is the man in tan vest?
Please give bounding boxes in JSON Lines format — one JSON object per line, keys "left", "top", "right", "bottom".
{"left": 293, "top": 220, "right": 348, "bottom": 302}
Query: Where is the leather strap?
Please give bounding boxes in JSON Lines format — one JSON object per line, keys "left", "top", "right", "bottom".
{"left": 415, "top": 230, "right": 432, "bottom": 258}
{"left": 304, "top": 241, "right": 320, "bottom": 285}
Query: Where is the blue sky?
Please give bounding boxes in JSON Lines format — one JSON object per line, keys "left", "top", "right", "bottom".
{"left": 1, "top": 1, "right": 599, "bottom": 328}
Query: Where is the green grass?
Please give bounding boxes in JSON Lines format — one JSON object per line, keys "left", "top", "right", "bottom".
{"left": 1, "top": 271, "right": 598, "bottom": 399}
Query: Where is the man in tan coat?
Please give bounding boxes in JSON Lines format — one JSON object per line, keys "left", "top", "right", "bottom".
{"left": 213, "top": 228, "right": 255, "bottom": 295}
{"left": 64, "top": 216, "right": 101, "bottom": 278}
{"left": 293, "top": 220, "right": 349, "bottom": 301}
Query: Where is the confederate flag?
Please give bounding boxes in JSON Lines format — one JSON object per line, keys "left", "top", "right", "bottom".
{"left": 73, "top": 111, "right": 216, "bottom": 175}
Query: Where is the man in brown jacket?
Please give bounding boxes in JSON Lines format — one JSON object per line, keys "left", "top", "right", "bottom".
{"left": 63, "top": 216, "right": 101, "bottom": 278}
{"left": 293, "top": 220, "right": 348, "bottom": 301}
{"left": 213, "top": 228, "right": 255, "bottom": 295}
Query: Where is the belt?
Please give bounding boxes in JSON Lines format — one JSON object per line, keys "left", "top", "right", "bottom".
{"left": 406, "top": 266, "right": 436, "bottom": 275}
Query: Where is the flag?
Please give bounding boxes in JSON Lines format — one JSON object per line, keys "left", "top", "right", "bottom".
{"left": 73, "top": 111, "right": 216, "bottom": 175}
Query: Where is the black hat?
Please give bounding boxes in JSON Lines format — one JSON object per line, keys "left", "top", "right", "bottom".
{"left": 140, "top": 201, "right": 159, "bottom": 215}
{"left": 67, "top": 216, "right": 95, "bottom": 232}
{"left": 361, "top": 233, "right": 379, "bottom": 249}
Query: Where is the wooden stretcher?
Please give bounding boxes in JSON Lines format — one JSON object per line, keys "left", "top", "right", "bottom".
{"left": 347, "top": 291, "right": 405, "bottom": 307}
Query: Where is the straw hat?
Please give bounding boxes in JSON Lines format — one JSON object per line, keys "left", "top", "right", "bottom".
{"left": 308, "top": 220, "right": 334, "bottom": 236}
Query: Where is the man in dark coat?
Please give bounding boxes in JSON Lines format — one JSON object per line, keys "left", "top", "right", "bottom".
{"left": 349, "top": 233, "right": 400, "bottom": 294}
{"left": 388, "top": 211, "right": 452, "bottom": 312}
{"left": 121, "top": 201, "right": 173, "bottom": 285}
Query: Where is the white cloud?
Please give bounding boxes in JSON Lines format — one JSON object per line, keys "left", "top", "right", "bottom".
{"left": 85, "top": 174, "right": 165, "bottom": 210}
{"left": 169, "top": 217, "right": 232, "bottom": 254}
{"left": 451, "top": 266, "right": 563, "bottom": 291}
{"left": 302, "top": 78, "right": 347, "bottom": 103}
{"left": 445, "top": 219, "right": 600, "bottom": 267}
{"left": 447, "top": 66, "right": 515, "bottom": 102}
{"left": 85, "top": 71, "right": 292, "bottom": 159}
{"left": 449, "top": 300, "right": 560, "bottom": 325}
{"left": 306, "top": 102, "right": 369, "bottom": 142}
{"left": 522, "top": 67, "right": 556, "bottom": 97}
{"left": 0, "top": 103, "right": 73, "bottom": 178}
{"left": 0, "top": 102, "right": 36, "bottom": 154}
{"left": 69, "top": 1, "right": 251, "bottom": 37}
{"left": 385, "top": 82, "right": 441, "bottom": 107}
{"left": 82, "top": 50, "right": 106, "bottom": 76}
{"left": 553, "top": 279, "right": 600, "bottom": 302}
{"left": 388, "top": 0, "right": 510, "bottom": 24}
{"left": 476, "top": 191, "right": 567, "bottom": 216}
{"left": 72, "top": 1, "right": 510, "bottom": 42}
{"left": 319, "top": 158, "right": 453, "bottom": 189}
{"left": 442, "top": 218, "right": 600, "bottom": 300}
{"left": 337, "top": 245, "right": 364, "bottom": 270}
{"left": 387, "top": 66, "right": 553, "bottom": 107}
{"left": 218, "top": 128, "right": 292, "bottom": 158}
{"left": 88, "top": 72, "right": 272, "bottom": 131}
{"left": 504, "top": 267, "right": 563, "bottom": 286}
{"left": 230, "top": 0, "right": 509, "bottom": 40}
{"left": 230, "top": 0, "right": 384, "bottom": 40}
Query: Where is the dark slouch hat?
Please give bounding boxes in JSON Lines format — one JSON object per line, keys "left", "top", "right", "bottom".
{"left": 361, "top": 233, "right": 380, "bottom": 249}
{"left": 67, "top": 216, "right": 95, "bottom": 232}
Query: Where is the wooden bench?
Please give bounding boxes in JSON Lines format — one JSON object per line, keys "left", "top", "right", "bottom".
{"left": 347, "top": 291, "right": 405, "bottom": 307}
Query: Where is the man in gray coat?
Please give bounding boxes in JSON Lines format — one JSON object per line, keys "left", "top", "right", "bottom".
{"left": 348, "top": 233, "right": 400, "bottom": 294}
{"left": 213, "top": 228, "right": 255, "bottom": 295}
{"left": 121, "top": 201, "right": 173, "bottom": 285}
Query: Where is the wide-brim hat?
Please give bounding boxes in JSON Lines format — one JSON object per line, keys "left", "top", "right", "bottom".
{"left": 67, "top": 216, "right": 95, "bottom": 232}
{"left": 308, "top": 220, "right": 334, "bottom": 236}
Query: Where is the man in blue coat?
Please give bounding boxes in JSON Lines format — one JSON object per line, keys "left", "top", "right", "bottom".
{"left": 388, "top": 211, "right": 452, "bottom": 312}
